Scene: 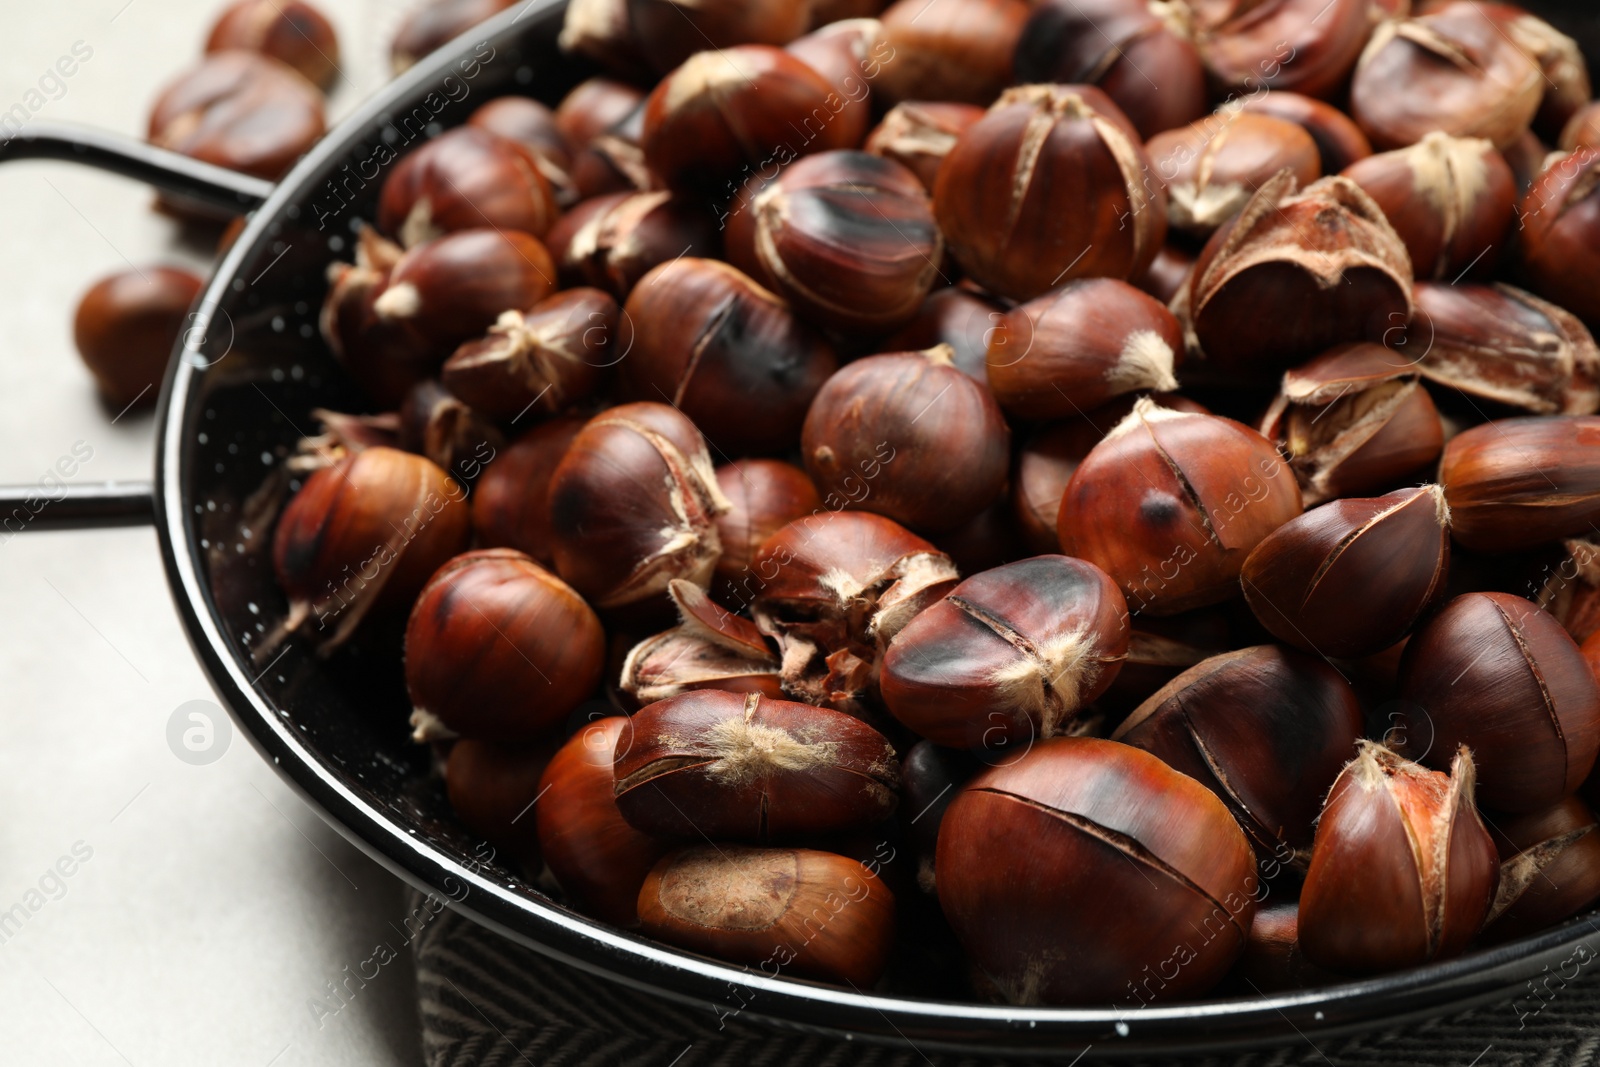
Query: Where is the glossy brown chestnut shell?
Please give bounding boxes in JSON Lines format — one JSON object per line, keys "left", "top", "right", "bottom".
{"left": 1518, "top": 147, "right": 1600, "bottom": 328}
{"left": 545, "top": 190, "right": 719, "bottom": 299}
{"left": 1439, "top": 416, "right": 1600, "bottom": 553}
{"left": 713, "top": 460, "right": 823, "bottom": 603}
{"left": 73, "top": 266, "right": 204, "bottom": 410}
{"left": 1146, "top": 112, "right": 1321, "bottom": 236}
{"left": 628, "top": 0, "right": 811, "bottom": 74}
{"left": 444, "top": 739, "right": 557, "bottom": 864}
{"left": 1484, "top": 796, "right": 1600, "bottom": 943}
{"left": 873, "top": 0, "right": 1029, "bottom": 106}
{"left": 470, "top": 417, "right": 585, "bottom": 565}
{"left": 882, "top": 286, "right": 1004, "bottom": 384}
{"left": 378, "top": 126, "right": 561, "bottom": 247}
{"left": 881, "top": 555, "right": 1129, "bottom": 750}
{"left": 1238, "top": 91, "right": 1373, "bottom": 173}
{"left": 396, "top": 379, "right": 506, "bottom": 485}
{"left": 1190, "top": 0, "right": 1372, "bottom": 100}
{"left": 205, "top": 0, "right": 341, "bottom": 89}
{"left": 936, "top": 737, "right": 1259, "bottom": 1005}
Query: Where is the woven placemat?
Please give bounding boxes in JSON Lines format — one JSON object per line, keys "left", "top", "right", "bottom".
{"left": 408, "top": 890, "right": 1600, "bottom": 1067}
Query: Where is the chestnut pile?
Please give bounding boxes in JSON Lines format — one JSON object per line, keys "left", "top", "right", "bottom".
{"left": 237, "top": 0, "right": 1600, "bottom": 1008}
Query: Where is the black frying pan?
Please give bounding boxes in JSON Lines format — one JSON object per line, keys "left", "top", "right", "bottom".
{"left": 5, "top": 1, "right": 1599, "bottom": 1056}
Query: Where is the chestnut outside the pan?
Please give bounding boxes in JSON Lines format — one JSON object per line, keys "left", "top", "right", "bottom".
{"left": 4, "top": 0, "right": 1594, "bottom": 1057}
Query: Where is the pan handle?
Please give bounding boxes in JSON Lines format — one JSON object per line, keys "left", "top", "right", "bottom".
{"left": 0, "top": 124, "right": 275, "bottom": 533}
{"left": 1, "top": 122, "right": 274, "bottom": 213}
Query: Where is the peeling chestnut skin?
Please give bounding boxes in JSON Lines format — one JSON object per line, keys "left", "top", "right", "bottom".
{"left": 444, "top": 738, "right": 558, "bottom": 864}
{"left": 881, "top": 556, "right": 1130, "bottom": 750}
{"left": 1013, "top": 0, "right": 1207, "bottom": 141}
{"left": 621, "top": 258, "right": 837, "bottom": 456}
{"left": 1483, "top": 796, "right": 1600, "bottom": 943}
{"left": 934, "top": 84, "right": 1166, "bottom": 302}
{"left": 546, "top": 402, "right": 730, "bottom": 611}
{"left": 148, "top": 51, "right": 325, "bottom": 183}
{"left": 378, "top": 127, "right": 561, "bottom": 247}
{"left": 613, "top": 690, "right": 899, "bottom": 841}
{"left": 1112, "top": 646, "right": 1364, "bottom": 864}
{"left": 874, "top": 0, "right": 1028, "bottom": 106}
{"left": 1518, "top": 148, "right": 1600, "bottom": 329}
{"left": 985, "top": 278, "right": 1181, "bottom": 420}
{"left": 936, "top": 737, "right": 1259, "bottom": 1005}
{"left": 1439, "top": 416, "right": 1600, "bottom": 554}
{"left": 802, "top": 346, "right": 1009, "bottom": 535}
{"left": 641, "top": 45, "right": 856, "bottom": 195}
{"left": 638, "top": 845, "right": 896, "bottom": 987}
{"left": 545, "top": 191, "right": 720, "bottom": 299}
{"left": 1241, "top": 486, "right": 1451, "bottom": 659}
{"left": 537, "top": 716, "right": 673, "bottom": 927}
{"left": 205, "top": 0, "right": 341, "bottom": 89}
{"left": 712, "top": 461, "right": 822, "bottom": 601}
{"left": 724, "top": 151, "right": 943, "bottom": 335}
{"left": 405, "top": 549, "right": 606, "bottom": 743}
{"left": 1298, "top": 743, "right": 1497, "bottom": 974}
{"left": 1396, "top": 592, "right": 1600, "bottom": 813}
{"left": 73, "top": 266, "right": 203, "bottom": 410}
{"left": 1058, "top": 400, "right": 1302, "bottom": 616}
{"left": 396, "top": 379, "right": 506, "bottom": 484}
{"left": 1146, "top": 113, "right": 1321, "bottom": 236}
{"left": 470, "top": 417, "right": 585, "bottom": 565}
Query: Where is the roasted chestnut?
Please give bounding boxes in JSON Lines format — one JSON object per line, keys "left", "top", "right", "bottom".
{"left": 712, "top": 460, "right": 822, "bottom": 603}
{"left": 641, "top": 45, "right": 856, "bottom": 195}
{"left": 1298, "top": 743, "right": 1497, "bottom": 973}
{"left": 1135, "top": 243, "right": 1196, "bottom": 306}
{"left": 554, "top": 76, "right": 644, "bottom": 148}
{"left": 1518, "top": 147, "right": 1600, "bottom": 328}
{"left": 148, "top": 51, "right": 325, "bottom": 185}
{"left": 1395, "top": 591, "right": 1600, "bottom": 813}
{"left": 937, "top": 737, "right": 1259, "bottom": 1005}
{"left": 396, "top": 379, "right": 506, "bottom": 483}
{"left": 934, "top": 84, "right": 1166, "bottom": 301}
{"left": 1234, "top": 902, "right": 1340, "bottom": 993}
{"left": 72, "top": 266, "right": 203, "bottom": 411}
{"left": 1341, "top": 132, "right": 1516, "bottom": 281}
{"left": 545, "top": 190, "right": 719, "bottom": 298}
{"left": 1439, "top": 416, "right": 1600, "bottom": 554}
{"left": 1241, "top": 486, "right": 1450, "bottom": 659}
{"left": 1013, "top": 0, "right": 1207, "bottom": 140}
{"left": 748, "top": 511, "right": 958, "bottom": 713}
{"left": 1057, "top": 399, "right": 1302, "bottom": 616}
{"left": 378, "top": 127, "right": 561, "bottom": 246}
{"left": 785, "top": 17, "right": 885, "bottom": 150}
{"left": 1349, "top": 8, "right": 1543, "bottom": 151}
{"left": 444, "top": 739, "right": 557, "bottom": 864}
{"left": 546, "top": 402, "right": 730, "bottom": 611}
{"left": 619, "top": 579, "right": 782, "bottom": 703}
{"left": 881, "top": 555, "right": 1129, "bottom": 750}
{"left": 638, "top": 845, "right": 896, "bottom": 987}
{"left": 863, "top": 102, "right": 985, "bottom": 193}
{"left": 725, "top": 150, "right": 942, "bottom": 335}
{"left": 1113, "top": 645, "right": 1364, "bottom": 864}
{"left": 205, "top": 0, "right": 340, "bottom": 89}
{"left": 391, "top": 0, "right": 516, "bottom": 72}
{"left": 1409, "top": 282, "right": 1600, "bottom": 415}
{"left": 470, "top": 417, "right": 585, "bottom": 564}
{"left": 537, "top": 716, "right": 672, "bottom": 927}
{"left": 802, "top": 346, "right": 1009, "bottom": 535}
{"left": 1484, "top": 796, "right": 1600, "bottom": 943}
{"left": 613, "top": 689, "right": 899, "bottom": 840}
{"left": 1258, "top": 344, "right": 1444, "bottom": 505}
{"left": 984, "top": 278, "right": 1181, "bottom": 420}
{"left": 271, "top": 446, "right": 471, "bottom": 650}
{"left": 628, "top": 0, "right": 811, "bottom": 73}
{"left": 320, "top": 228, "right": 441, "bottom": 407}
{"left": 1191, "top": 0, "right": 1371, "bottom": 100}
{"left": 1147, "top": 111, "right": 1321, "bottom": 236}
{"left": 873, "top": 0, "right": 1028, "bottom": 107}
{"left": 620, "top": 258, "right": 837, "bottom": 456}
{"left": 1238, "top": 91, "right": 1373, "bottom": 172}
{"left": 441, "top": 287, "right": 620, "bottom": 421}
{"left": 1181, "top": 173, "right": 1414, "bottom": 380}
{"left": 405, "top": 549, "right": 605, "bottom": 743}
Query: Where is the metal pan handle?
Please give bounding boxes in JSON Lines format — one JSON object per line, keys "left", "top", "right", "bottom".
{"left": 0, "top": 123, "right": 276, "bottom": 531}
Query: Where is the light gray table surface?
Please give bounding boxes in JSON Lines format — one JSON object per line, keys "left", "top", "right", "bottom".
{"left": 0, "top": 2, "right": 438, "bottom": 1063}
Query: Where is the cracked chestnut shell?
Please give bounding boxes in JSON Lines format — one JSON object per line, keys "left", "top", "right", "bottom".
{"left": 537, "top": 716, "right": 672, "bottom": 927}
{"left": 638, "top": 845, "right": 896, "bottom": 986}
{"left": 1114, "top": 645, "right": 1364, "bottom": 865}
{"left": 1242, "top": 486, "right": 1450, "bottom": 659}
{"left": 378, "top": 127, "right": 560, "bottom": 248}
{"left": 546, "top": 190, "right": 718, "bottom": 299}
{"left": 319, "top": 229, "right": 441, "bottom": 408}
{"left": 1298, "top": 743, "right": 1497, "bottom": 973}
{"left": 725, "top": 151, "right": 942, "bottom": 335}
{"left": 934, "top": 84, "right": 1166, "bottom": 301}
{"left": 1014, "top": 0, "right": 1206, "bottom": 141}
{"left": 1147, "top": 112, "right": 1321, "bottom": 236}
{"left": 984, "top": 278, "right": 1181, "bottom": 420}
{"left": 615, "top": 690, "right": 899, "bottom": 841}
{"left": 1058, "top": 399, "right": 1302, "bottom": 616}
{"left": 1341, "top": 132, "right": 1515, "bottom": 281}
{"left": 881, "top": 555, "right": 1129, "bottom": 750}
{"left": 205, "top": 0, "right": 340, "bottom": 89}
{"left": 620, "top": 579, "right": 782, "bottom": 705}
{"left": 713, "top": 460, "right": 822, "bottom": 605}
{"left": 874, "top": 0, "right": 1028, "bottom": 106}
{"left": 1439, "top": 416, "right": 1600, "bottom": 554}
{"left": 444, "top": 738, "right": 557, "bottom": 865}
{"left": 864, "top": 102, "right": 984, "bottom": 193}
{"left": 1483, "top": 796, "right": 1600, "bottom": 943}
{"left": 396, "top": 379, "right": 506, "bottom": 485}
{"left": 1395, "top": 591, "right": 1600, "bottom": 813}
{"left": 405, "top": 549, "right": 605, "bottom": 743}
{"left": 1191, "top": 0, "right": 1371, "bottom": 100}
{"left": 470, "top": 417, "right": 584, "bottom": 565}
{"left": 802, "top": 346, "right": 1008, "bottom": 535}
{"left": 1181, "top": 173, "right": 1414, "bottom": 380}
{"left": 937, "top": 737, "right": 1258, "bottom": 1004}
{"left": 621, "top": 258, "right": 836, "bottom": 456}
{"left": 547, "top": 402, "right": 730, "bottom": 610}
{"left": 441, "top": 287, "right": 620, "bottom": 421}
